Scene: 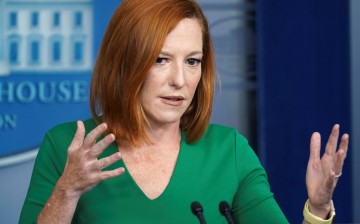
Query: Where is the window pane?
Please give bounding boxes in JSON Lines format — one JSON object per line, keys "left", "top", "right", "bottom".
{"left": 53, "top": 41, "right": 61, "bottom": 62}
{"left": 31, "top": 41, "right": 39, "bottom": 62}
{"left": 74, "top": 42, "right": 83, "bottom": 61}
{"left": 74, "top": 12, "right": 82, "bottom": 27}
{"left": 9, "top": 12, "right": 17, "bottom": 28}
{"left": 10, "top": 42, "right": 18, "bottom": 63}
{"left": 53, "top": 12, "right": 60, "bottom": 27}
{"left": 31, "top": 12, "right": 39, "bottom": 27}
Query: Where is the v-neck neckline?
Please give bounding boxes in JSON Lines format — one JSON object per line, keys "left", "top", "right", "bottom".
{"left": 117, "top": 130, "right": 186, "bottom": 201}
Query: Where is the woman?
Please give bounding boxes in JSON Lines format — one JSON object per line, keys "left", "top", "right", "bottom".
{"left": 19, "top": 0, "right": 349, "bottom": 223}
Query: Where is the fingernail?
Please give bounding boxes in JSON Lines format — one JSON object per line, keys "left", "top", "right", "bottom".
{"left": 108, "top": 134, "right": 115, "bottom": 141}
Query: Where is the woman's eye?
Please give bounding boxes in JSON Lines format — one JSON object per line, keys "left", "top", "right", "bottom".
{"left": 156, "top": 57, "right": 168, "bottom": 64}
{"left": 187, "top": 58, "right": 202, "bottom": 66}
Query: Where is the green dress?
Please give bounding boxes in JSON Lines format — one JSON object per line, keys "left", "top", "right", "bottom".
{"left": 19, "top": 119, "right": 289, "bottom": 223}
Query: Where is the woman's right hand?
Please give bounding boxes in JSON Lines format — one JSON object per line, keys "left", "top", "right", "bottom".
{"left": 56, "top": 121, "right": 125, "bottom": 199}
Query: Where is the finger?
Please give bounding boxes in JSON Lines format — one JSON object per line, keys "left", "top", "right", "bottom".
{"left": 96, "top": 152, "right": 122, "bottom": 170}
{"left": 324, "top": 124, "right": 340, "bottom": 156}
{"left": 309, "top": 132, "right": 321, "bottom": 162}
{"left": 334, "top": 134, "right": 349, "bottom": 173}
{"left": 68, "top": 121, "right": 85, "bottom": 151}
{"left": 100, "top": 167, "right": 125, "bottom": 181}
{"left": 83, "top": 123, "right": 108, "bottom": 149}
{"left": 89, "top": 134, "right": 116, "bottom": 158}
{"left": 334, "top": 149, "right": 345, "bottom": 175}
{"left": 326, "top": 169, "right": 337, "bottom": 192}
{"left": 338, "top": 133, "right": 349, "bottom": 156}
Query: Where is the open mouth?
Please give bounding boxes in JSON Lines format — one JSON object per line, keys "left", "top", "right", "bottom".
{"left": 161, "top": 96, "right": 184, "bottom": 101}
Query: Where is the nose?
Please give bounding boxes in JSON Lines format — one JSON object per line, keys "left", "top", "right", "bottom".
{"left": 169, "top": 61, "right": 185, "bottom": 89}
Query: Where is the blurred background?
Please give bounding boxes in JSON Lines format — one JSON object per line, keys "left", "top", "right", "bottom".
{"left": 0, "top": 0, "right": 358, "bottom": 223}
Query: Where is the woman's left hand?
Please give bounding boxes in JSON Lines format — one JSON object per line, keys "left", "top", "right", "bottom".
{"left": 305, "top": 124, "right": 349, "bottom": 218}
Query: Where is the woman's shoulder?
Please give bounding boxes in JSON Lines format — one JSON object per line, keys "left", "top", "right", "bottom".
{"left": 204, "top": 123, "right": 248, "bottom": 142}
{"left": 206, "top": 123, "right": 236, "bottom": 132}
{"left": 189, "top": 123, "right": 250, "bottom": 149}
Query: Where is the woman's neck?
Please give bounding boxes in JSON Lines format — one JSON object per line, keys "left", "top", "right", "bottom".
{"left": 145, "top": 121, "right": 181, "bottom": 146}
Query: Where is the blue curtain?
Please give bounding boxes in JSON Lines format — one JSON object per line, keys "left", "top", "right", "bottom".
{"left": 257, "top": 0, "right": 352, "bottom": 222}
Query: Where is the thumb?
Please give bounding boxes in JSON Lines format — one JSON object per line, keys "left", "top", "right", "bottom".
{"left": 68, "top": 121, "right": 85, "bottom": 150}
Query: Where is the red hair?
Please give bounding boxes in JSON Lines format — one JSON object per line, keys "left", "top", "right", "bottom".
{"left": 90, "top": 0, "right": 215, "bottom": 147}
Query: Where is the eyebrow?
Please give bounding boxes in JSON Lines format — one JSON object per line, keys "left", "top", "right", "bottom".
{"left": 159, "top": 51, "right": 203, "bottom": 57}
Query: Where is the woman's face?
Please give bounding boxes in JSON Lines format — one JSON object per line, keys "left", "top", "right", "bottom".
{"left": 141, "top": 18, "right": 203, "bottom": 128}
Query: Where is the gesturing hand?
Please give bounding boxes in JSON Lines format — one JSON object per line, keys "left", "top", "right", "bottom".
{"left": 306, "top": 124, "right": 349, "bottom": 218}
{"left": 57, "top": 121, "right": 125, "bottom": 199}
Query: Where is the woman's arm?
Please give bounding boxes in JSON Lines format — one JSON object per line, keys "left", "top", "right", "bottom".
{"left": 232, "top": 131, "right": 289, "bottom": 223}
{"left": 36, "top": 184, "right": 80, "bottom": 224}
{"left": 302, "top": 124, "right": 349, "bottom": 224}
{"left": 20, "top": 121, "right": 125, "bottom": 224}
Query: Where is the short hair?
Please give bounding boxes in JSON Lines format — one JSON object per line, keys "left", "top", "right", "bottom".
{"left": 90, "top": 0, "right": 215, "bottom": 147}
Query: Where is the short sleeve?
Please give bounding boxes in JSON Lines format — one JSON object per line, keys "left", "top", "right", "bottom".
{"left": 232, "top": 131, "right": 289, "bottom": 223}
